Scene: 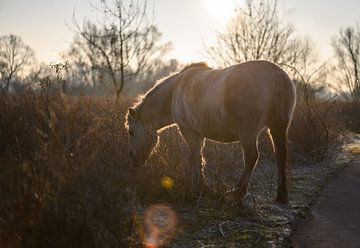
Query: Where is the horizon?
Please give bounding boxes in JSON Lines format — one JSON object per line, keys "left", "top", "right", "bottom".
{"left": 0, "top": 0, "right": 359, "bottom": 65}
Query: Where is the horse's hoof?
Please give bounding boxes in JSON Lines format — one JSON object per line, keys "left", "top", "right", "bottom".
{"left": 275, "top": 195, "right": 288, "bottom": 204}
{"left": 220, "top": 189, "right": 248, "bottom": 208}
{"left": 236, "top": 189, "right": 248, "bottom": 202}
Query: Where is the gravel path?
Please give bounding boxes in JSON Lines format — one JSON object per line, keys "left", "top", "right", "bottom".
{"left": 292, "top": 159, "right": 360, "bottom": 248}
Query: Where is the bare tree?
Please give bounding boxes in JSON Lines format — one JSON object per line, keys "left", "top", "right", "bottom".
{"left": 69, "top": 0, "right": 171, "bottom": 97}
{"left": 123, "top": 58, "right": 180, "bottom": 95}
{"left": 331, "top": 25, "right": 360, "bottom": 101}
{"left": 0, "top": 34, "right": 35, "bottom": 93}
{"left": 204, "top": 0, "right": 313, "bottom": 72}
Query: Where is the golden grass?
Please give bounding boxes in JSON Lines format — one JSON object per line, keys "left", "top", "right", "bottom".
{"left": 0, "top": 88, "right": 349, "bottom": 246}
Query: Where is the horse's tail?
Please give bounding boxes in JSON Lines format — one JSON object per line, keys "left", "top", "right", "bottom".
{"left": 269, "top": 70, "right": 297, "bottom": 130}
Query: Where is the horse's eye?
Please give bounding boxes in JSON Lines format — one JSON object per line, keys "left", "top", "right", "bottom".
{"left": 129, "top": 130, "right": 134, "bottom": 137}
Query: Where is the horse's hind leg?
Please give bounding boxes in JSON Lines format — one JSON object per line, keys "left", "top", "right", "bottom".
{"left": 237, "top": 132, "right": 259, "bottom": 200}
{"left": 269, "top": 123, "right": 289, "bottom": 203}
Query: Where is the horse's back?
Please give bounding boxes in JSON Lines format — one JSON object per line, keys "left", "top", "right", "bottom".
{"left": 223, "top": 61, "right": 296, "bottom": 129}
{"left": 172, "top": 64, "right": 239, "bottom": 141}
{"left": 171, "top": 61, "right": 296, "bottom": 141}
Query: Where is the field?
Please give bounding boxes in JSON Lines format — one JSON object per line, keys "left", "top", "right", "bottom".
{"left": 2, "top": 0, "right": 360, "bottom": 246}
{"left": 1, "top": 86, "right": 359, "bottom": 247}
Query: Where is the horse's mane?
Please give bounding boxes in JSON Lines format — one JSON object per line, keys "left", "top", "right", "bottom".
{"left": 130, "top": 72, "right": 177, "bottom": 110}
{"left": 131, "top": 62, "right": 210, "bottom": 109}
{"left": 181, "top": 62, "right": 210, "bottom": 72}
{"left": 125, "top": 62, "right": 211, "bottom": 129}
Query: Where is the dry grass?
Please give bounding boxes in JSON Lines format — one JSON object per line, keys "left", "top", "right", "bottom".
{"left": 289, "top": 100, "right": 346, "bottom": 161}
{"left": 0, "top": 90, "right": 135, "bottom": 246}
{"left": 0, "top": 87, "right": 350, "bottom": 247}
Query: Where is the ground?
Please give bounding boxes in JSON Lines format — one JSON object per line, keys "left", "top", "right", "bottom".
{"left": 292, "top": 154, "right": 360, "bottom": 247}
{"left": 136, "top": 138, "right": 360, "bottom": 247}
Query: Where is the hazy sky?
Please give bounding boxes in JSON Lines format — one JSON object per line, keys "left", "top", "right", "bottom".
{"left": 0, "top": 0, "right": 359, "bottom": 64}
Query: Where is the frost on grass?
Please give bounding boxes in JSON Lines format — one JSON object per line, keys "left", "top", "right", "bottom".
{"left": 164, "top": 143, "right": 357, "bottom": 247}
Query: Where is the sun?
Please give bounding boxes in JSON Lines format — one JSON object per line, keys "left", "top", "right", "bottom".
{"left": 205, "top": 0, "right": 234, "bottom": 25}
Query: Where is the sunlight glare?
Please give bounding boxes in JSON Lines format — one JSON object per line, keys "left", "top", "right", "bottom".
{"left": 142, "top": 204, "right": 177, "bottom": 248}
{"left": 205, "top": 0, "right": 234, "bottom": 25}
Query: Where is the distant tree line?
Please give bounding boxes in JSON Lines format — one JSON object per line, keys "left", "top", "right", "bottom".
{"left": 203, "top": 0, "right": 360, "bottom": 101}
{"left": 1, "top": 0, "right": 360, "bottom": 101}
{"left": 0, "top": 35, "right": 35, "bottom": 93}
{"left": 67, "top": 0, "right": 175, "bottom": 97}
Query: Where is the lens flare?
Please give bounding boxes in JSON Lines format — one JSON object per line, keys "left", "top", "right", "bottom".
{"left": 142, "top": 204, "right": 177, "bottom": 248}
{"left": 160, "top": 176, "right": 174, "bottom": 189}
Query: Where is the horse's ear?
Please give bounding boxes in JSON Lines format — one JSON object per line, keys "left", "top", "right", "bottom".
{"left": 128, "top": 108, "right": 137, "bottom": 119}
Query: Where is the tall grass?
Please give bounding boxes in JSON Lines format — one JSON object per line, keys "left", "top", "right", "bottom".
{"left": 0, "top": 85, "right": 347, "bottom": 246}
{"left": 0, "top": 90, "right": 136, "bottom": 246}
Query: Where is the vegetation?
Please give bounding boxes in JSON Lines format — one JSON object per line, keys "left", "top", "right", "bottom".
{"left": 69, "top": 0, "right": 172, "bottom": 97}
{"left": 0, "top": 34, "right": 35, "bottom": 93}
{"left": 0, "top": 73, "right": 352, "bottom": 246}
{"left": 331, "top": 24, "right": 360, "bottom": 100}
{"left": 204, "top": 0, "right": 313, "bottom": 73}
{"left": 1, "top": 0, "right": 360, "bottom": 247}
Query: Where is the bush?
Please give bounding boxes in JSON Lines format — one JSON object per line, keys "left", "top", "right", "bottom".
{"left": 0, "top": 90, "right": 136, "bottom": 246}
{"left": 337, "top": 100, "right": 360, "bottom": 133}
{"left": 289, "top": 99, "right": 345, "bottom": 162}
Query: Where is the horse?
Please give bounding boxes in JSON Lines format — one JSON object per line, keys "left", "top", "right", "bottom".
{"left": 125, "top": 60, "right": 296, "bottom": 203}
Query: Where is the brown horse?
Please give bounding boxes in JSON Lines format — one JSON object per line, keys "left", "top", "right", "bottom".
{"left": 125, "top": 60, "right": 296, "bottom": 203}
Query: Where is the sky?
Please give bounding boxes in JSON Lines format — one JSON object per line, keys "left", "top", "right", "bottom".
{"left": 0, "top": 0, "right": 359, "bottom": 64}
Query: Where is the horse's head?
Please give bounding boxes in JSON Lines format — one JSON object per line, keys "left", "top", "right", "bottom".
{"left": 126, "top": 108, "right": 158, "bottom": 167}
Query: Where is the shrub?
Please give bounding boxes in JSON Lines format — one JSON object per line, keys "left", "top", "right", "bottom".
{"left": 337, "top": 100, "right": 360, "bottom": 133}
{"left": 289, "top": 99, "right": 345, "bottom": 162}
{"left": 0, "top": 89, "right": 137, "bottom": 246}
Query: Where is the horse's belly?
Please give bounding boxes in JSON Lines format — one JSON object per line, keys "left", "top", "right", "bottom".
{"left": 205, "top": 132, "right": 238, "bottom": 143}
{"left": 201, "top": 119, "right": 239, "bottom": 143}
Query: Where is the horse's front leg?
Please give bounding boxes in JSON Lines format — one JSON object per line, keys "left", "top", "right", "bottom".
{"left": 179, "top": 127, "right": 205, "bottom": 191}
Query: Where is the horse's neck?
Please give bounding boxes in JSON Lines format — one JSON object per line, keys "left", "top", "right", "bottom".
{"left": 139, "top": 76, "right": 176, "bottom": 132}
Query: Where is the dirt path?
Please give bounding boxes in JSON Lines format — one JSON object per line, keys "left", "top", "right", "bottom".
{"left": 292, "top": 159, "right": 360, "bottom": 248}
